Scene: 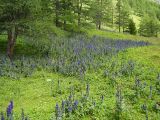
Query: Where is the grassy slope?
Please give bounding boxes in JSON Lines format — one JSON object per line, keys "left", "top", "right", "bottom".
{"left": 0, "top": 72, "right": 85, "bottom": 119}
{"left": 0, "top": 29, "right": 160, "bottom": 119}
{"left": 87, "top": 29, "right": 160, "bottom": 69}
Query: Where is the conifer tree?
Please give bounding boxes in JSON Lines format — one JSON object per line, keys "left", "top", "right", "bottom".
{"left": 128, "top": 19, "right": 137, "bottom": 35}
{"left": 0, "top": 0, "right": 41, "bottom": 59}
{"left": 139, "top": 15, "right": 160, "bottom": 37}
{"left": 116, "top": 0, "right": 123, "bottom": 32}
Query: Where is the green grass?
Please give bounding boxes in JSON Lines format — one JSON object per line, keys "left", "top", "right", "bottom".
{"left": 0, "top": 29, "right": 160, "bottom": 119}
{"left": 86, "top": 29, "right": 160, "bottom": 45}
{"left": 0, "top": 72, "right": 85, "bottom": 119}
{"left": 124, "top": 46, "right": 160, "bottom": 69}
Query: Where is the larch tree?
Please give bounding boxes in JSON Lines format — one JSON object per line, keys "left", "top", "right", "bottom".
{"left": 139, "top": 15, "right": 160, "bottom": 37}
{"left": 116, "top": 0, "right": 130, "bottom": 33}
{"left": 116, "top": 0, "right": 123, "bottom": 32}
{"left": 76, "top": 0, "right": 83, "bottom": 27}
{"left": 89, "top": 0, "right": 110, "bottom": 30}
{"left": 121, "top": 8, "right": 130, "bottom": 32}
{"left": 0, "top": 0, "right": 41, "bottom": 59}
{"left": 128, "top": 19, "right": 137, "bottom": 35}
{"left": 74, "top": 0, "right": 90, "bottom": 28}
{"left": 55, "top": 0, "right": 61, "bottom": 27}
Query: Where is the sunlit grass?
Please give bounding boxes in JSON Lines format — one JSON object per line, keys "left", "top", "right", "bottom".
{"left": 0, "top": 29, "right": 160, "bottom": 119}
{"left": 86, "top": 29, "right": 160, "bottom": 45}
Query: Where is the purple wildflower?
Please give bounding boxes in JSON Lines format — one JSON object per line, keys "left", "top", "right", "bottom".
{"left": 141, "top": 104, "right": 148, "bottom": 120}
{"left": 68, "top": 106, "right": 72, "bottom": 113}
{"left": 1, "top": 112, "right": 4, "bottom": 120}
{"left": 55, "top": 103, "right": 60, "bottom": 119}
{"left": 6, "top": 101, "right": 13, "bottom": 118}
{"left": 68, "top": 95, "right": 72, "bottom": 102}
{"left": 77, "top": 60, "right": 81, "bottom": 65}
{"left": 135, "top": 78, "right": 141, "bottom": 87}
{"left": 73, "top": 100, "right": 78, "bottom": 109}
{"left": 55, "top": 103, "right": 59, "bottom": 112}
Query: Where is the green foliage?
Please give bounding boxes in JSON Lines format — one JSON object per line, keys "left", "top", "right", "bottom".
{"left": 128, "top": 19, "right": 137, "bottom": 35}
{"left": 24, "top": 20, "right": 69, "bottom": 55}
{"left": 0, "top": 0, "right": 42, "bottom": 59}
{"left": 0, "top": 29, "right": 160, "bottom": 119}
{"left": 121, "top": 8, "right": 130, "bottom": 32}
{"left": 0, "top": 0, "right": 160, "bottom": 119}
{"left": 0, "top": 44, "right": 160, "bottom": 119}
{"left": 139, "top": 15, "right": 160, "bottom": 37}
{"left": 115, "top": 0, "right": 131, "bottom": 32}
{"left": 89, "top": 0, "right": 112, "bottom": 29}
{"left": 1, "top": 0, "right": 160, "bottom": 41}
{"left": 0, "top": 0, "right": 41, "bottom": 30}
{"left": 126, "top": 0, "right": 160, "bottom": 18}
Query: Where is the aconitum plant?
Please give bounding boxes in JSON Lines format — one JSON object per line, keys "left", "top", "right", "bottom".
{"left": 156, "top": 73, "right": 160, "bottom": 94}
{"left": 86, "top": 84, "right": 90, "bottom": 96}
{"left": 149, "top": 86, "right": 153, "bottom": 99}
{"left": 55, "top": 103, "right": 61, "bottom": 120}
{"left": 101, "top": 95, "right": 104, "bottom": 103}
{"left": 135, "top": 78, "right": 141, "bottom": 98}
{"left": 0, "top": 36, "right": 149, "bottom": 79}
{"left": 1, "top": 112, "right": 4, "bottom": 120}
{"left": 141, "top": 104, "right": 148, "bottom": 120}
{"left": 1, "top": 101, "right": 29, "bottom": 120}
{"left": 73, "top": 100, "right": 78, "bottom": 110}
{"left": 21, "top": 109, "right": 29, "bottom": 120}
{"left": 6, "top": 101, "right": 13, "bottom": 119}
{"left": 115, "top": 86, "right": 123, "bottom": 119}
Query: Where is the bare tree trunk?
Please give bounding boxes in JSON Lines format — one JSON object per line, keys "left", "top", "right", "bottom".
{"left": 111, "top": 6, "right": 114, "bottom": 28}
{"left": 118, "top": 15, "right": 121, "bottom": 32}
{"left": 118, "top": 0, "right": 121, "bottom": 32}
{"left": 98, "top": 21, "right": 101, "bottom": 30}
{"left": 55, "top": 0, "right": 60, "bottom": 27}
{"left": 7, "top": 26, "right": 18, "bottom": 60}
{"left": 122, "top": 17, "right": 124, "bottom": 33}
{"left": 96, "top": 21, "right": 99, "bottom": 30}
{"left": 64, "top": 20, "right": 66, "bottom": 30}
{"left": 77, "top": 0, "right": 82, "bottom": 27}
{"left": 100, "top": 0, "right": 103, "bottom": 30}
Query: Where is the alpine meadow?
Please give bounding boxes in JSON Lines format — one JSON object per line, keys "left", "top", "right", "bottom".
{"left": 0, "top": 0, "right": 160, "bottom": 120}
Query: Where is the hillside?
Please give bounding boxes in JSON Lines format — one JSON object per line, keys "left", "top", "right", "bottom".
{"left": 0, "top": 0, "right": 160, "bottom": 120}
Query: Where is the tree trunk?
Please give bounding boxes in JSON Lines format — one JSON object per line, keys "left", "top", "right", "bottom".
{"left": 98, "top": 21, "right": 101, "bottom": 30}
{"left": 112, "top": 7, "right": 114, "bottom": 28}
{"left": 64, "top": 20, "right": 66, "bottom": 30}
{"left": 118, "top": 20, "right": 121, "bottom": 32}
{"left": 118, "top": 12, "right": 121, "bottom": 32}
{"left": 7, "top": 26, "right": 18, "bottom": 60}
{"left": 98, "top": 0, "right": 102, "bottom": 30}
{"left": 122, "top": 19, "right": 124, "bottom": 33}
{"left": 77, "top": 0, "right": 82, "bottom": 27}
{"left": 96, "top": 21, "right": 99, "bottom": 30}
{"left": 55, "top": 14, "right": 59, "bottom": 27}
{"left": 55, "top": 0, "right": 60, "bottom": 27}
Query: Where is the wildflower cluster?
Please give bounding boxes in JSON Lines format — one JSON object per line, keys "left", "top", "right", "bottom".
{"left": 0, "top": 101, "right": 28, "bottom": 120}
{"left": 0, "top": 36, "right": 149, "bottom": 79}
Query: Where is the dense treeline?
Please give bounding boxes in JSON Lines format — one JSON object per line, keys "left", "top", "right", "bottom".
{"left": 0, "top": 0, "right": 160, "bottom": 58}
